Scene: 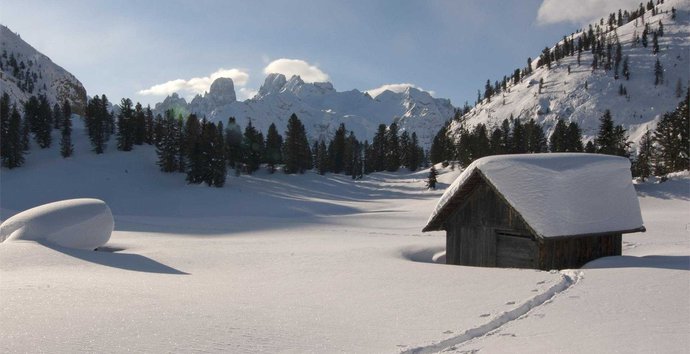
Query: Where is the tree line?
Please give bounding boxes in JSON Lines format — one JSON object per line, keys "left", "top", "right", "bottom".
{"left": 429, "top": 89, "right": 689, "bottom": 179}
{"left": 1, "top": 93, "right": 428, "bottom": 188}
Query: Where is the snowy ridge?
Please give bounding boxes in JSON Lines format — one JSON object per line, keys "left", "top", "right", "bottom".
{"left": 0, "top": 25, "right": 87, "bottom": 114}
{"left": 451, "top": 0, "right": 689, "bottom": 147}
{"left": 402, "top": 270, "right": 583, "bottom": 354}
{"left": 153, "top": 73, "right": 455, "bottom": 148}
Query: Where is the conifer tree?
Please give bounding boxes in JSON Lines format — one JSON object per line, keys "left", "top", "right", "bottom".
{"left": 265, "top": 123, "right": 283, "bottom": 173}
{"left": 511, "top": 118, "right": 527, "bottom": 153}
{"left": 282, "top": 113, "right": 312, "bottom": 174}
{"left": 224, "top": 117, "right": 243, "bottom": 169}
{"left": 429, "top": 125, "right": 451, "bottom": 164}
{"left": 85, "top": 96, "right": 106, "bottom": 154}
{"left": 316, "top": 140, "right": 329, "bottom": 175}
{"left": 184, "top": 114, "right": 204, "bottom": 184}
{"left": 156, "top": 110, "right": 181, "bottom": 173}
{"left": 60, "top": 106, "right": 73, "bottom": 158}
{"left": 426, "top": 166, "right": 438, "bottom": 190}
{"left": 53, "top": 103, "right": 62, "bottom": 130}
{"left": 549, "top": 119, "right": 568, "bottom": 152}
{"left": 328, "top": 123, "right": 347, "bottom": 173}
{"left": 585, "top": 140, "right": 596, "bottom": 153}
{"left": 2, "top": 105, "right": 24, "bottom": 168}
{"left": 208, "top": 122, "right": 227, "bottom": 187}
{"left": 406, "top": 132, "right": 421, "bottom": 171}
{"left": 399, "top": 130, "right": 410, "bottom": 169}
{"left": 116, "top": 98, "right": 135, "bottom": 151}
{"left": 385, "top": 122, "right": 400, "bottom": 171}
{"left": 633, "top": 129, "right": 654, "bottom": 180}
{"left": 133, "top": 102, "right": 146, "bottom": 145}
{"left": 145, "top": 105, "right": 155, "bottom": 144}
{"left": 371, "top": 124, "right": 387, "bottom": 171}
{"left": 241, "top": 120, "right": 264, "bottom": 174}
{"left": 654, "top": 58, "right": 663, "bottom": 86}
{"left": 0, "top": 93, "right": 10, "bottom": 161}
{"left": 565, "top": 122, "right": 584, "bottom": 152}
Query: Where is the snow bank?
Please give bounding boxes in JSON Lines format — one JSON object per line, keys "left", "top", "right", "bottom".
{"left": 0, "top": 198, "right": 113, "bottom": 250}
{"left": 425, "top": 153, "right": 644, "bottom": 237}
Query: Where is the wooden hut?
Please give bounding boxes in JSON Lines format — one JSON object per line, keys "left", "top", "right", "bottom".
{"left": 423, "top": 153, "right": 645, "bottom": 270}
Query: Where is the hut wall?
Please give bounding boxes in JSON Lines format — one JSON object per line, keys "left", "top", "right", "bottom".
{"left": 445, "top": 180, "right": 535, "bottom": 267}
{"left": 538, "top": 234, "right": 622, "bottom": 270}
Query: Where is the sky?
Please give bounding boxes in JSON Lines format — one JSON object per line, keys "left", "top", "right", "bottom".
{"left": 1, "top": 0, "right": 642, "bottom": 107}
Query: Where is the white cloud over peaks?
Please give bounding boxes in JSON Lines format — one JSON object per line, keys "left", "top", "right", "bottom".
{"left": 537, "top": 0, "right": 640, "bottom": 25}
{"left": 139, "top": 68, "right": 249, "bottom": 97}
{"left": 263, "top": 59, "right": 329, "bottom": 82}
{"left": 366, "top": 83, "right": 435, "bottom": 98}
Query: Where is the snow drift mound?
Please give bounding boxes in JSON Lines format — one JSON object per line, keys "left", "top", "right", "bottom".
{"left": 0, "top": 199, "right": 113, "bottom": 250}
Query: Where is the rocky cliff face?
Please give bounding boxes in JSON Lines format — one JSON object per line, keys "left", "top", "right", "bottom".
{"left": 153, "top": 74, "right": 455, "bottom": 148}
{"left": 0, "top": 25, "right": 87, "bottom": 115}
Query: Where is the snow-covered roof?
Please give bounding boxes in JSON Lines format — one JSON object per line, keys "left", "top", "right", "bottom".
{"left": 423, "top": 153, "right": 645, "bottom": 238}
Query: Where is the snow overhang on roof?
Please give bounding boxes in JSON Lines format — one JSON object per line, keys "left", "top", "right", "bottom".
{"left": 423, "top": 153, "right": 645, "bottom": 238}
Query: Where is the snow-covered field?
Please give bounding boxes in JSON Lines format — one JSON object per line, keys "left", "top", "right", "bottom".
{"left": 1, "top": 128, "right": 688, "bottom": 352}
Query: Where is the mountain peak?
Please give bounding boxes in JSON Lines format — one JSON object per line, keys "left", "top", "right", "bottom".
{"left": 207, "top": 77, "right": 236, "bottom": 106}
{"left": 257, "top": 73, "right": 288, "bottom": 98}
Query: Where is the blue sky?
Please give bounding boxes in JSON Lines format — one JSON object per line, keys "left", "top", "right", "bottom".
{"left": 1, "top": 0, "right": 640, "bottom": 107}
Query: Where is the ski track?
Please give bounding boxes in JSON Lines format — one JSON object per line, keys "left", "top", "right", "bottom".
{"left": 401, "top": 270, "right": 583, "bottom": 354}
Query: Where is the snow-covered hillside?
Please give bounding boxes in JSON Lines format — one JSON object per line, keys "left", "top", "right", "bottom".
{"left": 0, "top": 25, "right": 87, "bottom": 114}
{"left": 1, "top": 120, "right": 688, "bottom": 353}
{"left": 153, "top": 73, "right": 456, "bottom": 148}
{"left": 452, "top": 0, "right": 689, "bottom": 147}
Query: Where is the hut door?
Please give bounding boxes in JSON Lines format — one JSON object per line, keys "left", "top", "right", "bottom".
{"left": 495, "top": 229, "right": 538, "bottom": 268}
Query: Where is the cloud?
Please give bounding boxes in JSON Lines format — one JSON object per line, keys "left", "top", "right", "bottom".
{"left": 238, "top": 88, "right": 258, "bottom": 100}
{"left": 263, "top": 58, "right": 329, "bottom": 82}
{"left": 536, "top": 0, "right": 641, "bottom": 25}
{"left": 366, "top": 83, "right": 435, "bottom": 98}
{"left": 139, "top": 68, "right": 249, "bottom": 97}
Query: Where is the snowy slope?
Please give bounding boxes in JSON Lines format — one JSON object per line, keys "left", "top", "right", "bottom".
{"left": 451, "top": 0, "right": 690, "bottom": 148}
{"left": 1, "top": 120, "right": 688, "bottom": 353}
{"left": 153, "top": 73, "right": 456, "bottom": 148}
{"left": 0, "top": 25, "right": 87, "bottom": 114}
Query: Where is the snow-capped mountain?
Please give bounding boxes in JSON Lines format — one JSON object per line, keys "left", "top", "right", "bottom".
{"left": 451, "top": 0, "right": 689, "bottom": 147}
{"left": 0, "top": 25, "right": 87, "bottom": 114}
{"left": 153, "top": 73, "right": 456, "bottom": 148}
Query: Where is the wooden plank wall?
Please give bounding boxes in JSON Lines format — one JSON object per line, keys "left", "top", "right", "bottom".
{"left": 538, "top": 234, "right": 622, "bottom": 269}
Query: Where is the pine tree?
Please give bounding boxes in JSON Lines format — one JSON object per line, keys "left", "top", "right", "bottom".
{"left": 585, "top": 140, "right": 596, "bottom": 153}
{"left": 2, "top": 105, "right": 25, "bottom": 168}
{"left": 133, "top": 102, "right": 146, "bottom": 145}
{"left": 60, "top": 106, "right": 73, "bottom": 158}
{"left": 224, "top": 117, "right": 243, "bottom": 169}
{"left": 654, "top": 58, "right": 663, "bottom": 85}
{"left": 652, "top": 31, "right": 659, "bottom": 54}
{"left": 184, "top": 114, "right": 204, "bottom": 184}
{"left": 0, "top": 93, "right": 10, "bottom": 162}
{"left": 145, "top": 105, "right": 155, "bottom": 144}
{"left": 549, "top": 119, "right": 568, "bottom": 152}
{"left": 156, "top": 110, "right": 181, "bottom": 173}
{"left": 385, "top": 122, "right": 400, "bottom": 171}
{"left": 85, "top": 96, "right": 106, "bottom": 153}
{"left": 116, "top": 98, "right": 134, "bottom": 151}
{"left": 426, "top": 166, "right": 438, "bottom": 190}
{"left": 565, "top": 122, "right": 584, "bottom": 152}
{"left": 525, "top": 119, "right": 547, "bottom": 153}
{"left": 52, "top": 103, "right": 62, "bottom": 130}
{"left": 316, "top": 140, "right": 329, "bottom": 175}
{"left": 654, "top": 90, "right": 689, "bottom": 172}
{"left": 32, "top": 95, "right": 52, "bottom": 148}
{"left": 241, "top": 120, "right": 264, "bottom": 174}
{"left": 209, "top": 122, "right": 227, "bottom": 187}
{"left": 265, "top": 123, "right": 283, "bottom": 173}
{"left": 407, "top": 132, "right": 421, "bottom": 171}
{"left": 511, "top": 118, "right": 527, "bottom": 153}
{"left": 371, "top": 124, "right": 387, "bottom": 171}
{"left": 282, "top": 113, "right": 312, "bottom": 174}
{"left": 429, "top": 125, "right": 451, "bottom": 165}
{"left": 595, "top": 110, "right": 616, "bottom": 155}
{"left": 633, "top": 130, "right": 654, "bottom": 180}
{"left": 399, "top": 130, "right": 411, "bottom": 169}
{"left": 328, "top": 123, "right": 347, "bottom": 173}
